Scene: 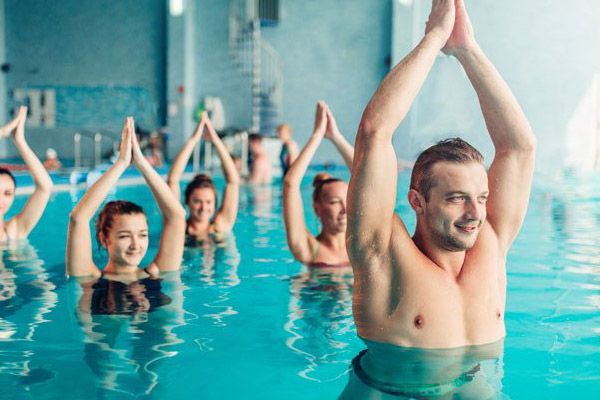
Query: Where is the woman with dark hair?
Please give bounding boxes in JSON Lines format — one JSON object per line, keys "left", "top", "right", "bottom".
{"left": 67, "top": 117, "right": 186, "bottom": 288}
{"left": 167, "top": 112, "right": 239, "bottom": 244}
{"left": 283, "top": 101, "right": 354, "bottom": 268}
{"left": 0, "top": 106, "right": 53, "bottom": 242}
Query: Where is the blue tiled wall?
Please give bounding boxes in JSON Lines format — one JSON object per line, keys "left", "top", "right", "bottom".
{"left": 3, "top": 0, "right": 600, "bottom": 172}
{"left": 3, "top": 0, "right": 166, "bottom": 159}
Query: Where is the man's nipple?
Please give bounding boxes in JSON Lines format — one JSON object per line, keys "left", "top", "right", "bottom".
{"left": 414, "top": 314, "right": 424, "bottom": 329}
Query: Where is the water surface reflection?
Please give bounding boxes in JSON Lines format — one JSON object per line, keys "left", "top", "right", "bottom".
{"left": 339, "top": 339, "right": 505, "bottom": 399}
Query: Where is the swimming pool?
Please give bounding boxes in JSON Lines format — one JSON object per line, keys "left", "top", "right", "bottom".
{"left": 0, "top": 167, "right": 598, "bottom": 399}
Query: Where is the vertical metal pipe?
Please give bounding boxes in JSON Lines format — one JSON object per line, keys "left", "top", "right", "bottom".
{"left": 74, "top": 133, "right": 81, "bottom": 169}
{"left": 94, "top": 133, "right": 102, "bottom": 167}
{"left": 192, "top": 139, "right": 200, "bottom": 173}
{"left": 204, "top": 141, "right": 213, "bottom": 171}
{"left": 251, "top": 19, "right": 261, "bottom": 133}
{"left": 241, "top": 131, "right": 249, "bottom": 177}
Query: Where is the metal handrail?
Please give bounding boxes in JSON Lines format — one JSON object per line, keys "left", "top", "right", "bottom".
{"left": 73, "top": 130, "right": 118, "bottom": 168}
{"left": 229, "top": 0, "right": 283, "bottom": 134}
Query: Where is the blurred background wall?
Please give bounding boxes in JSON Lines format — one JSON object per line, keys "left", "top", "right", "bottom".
{"left": 0, "top": 0, "right": 599, "bottom": 175}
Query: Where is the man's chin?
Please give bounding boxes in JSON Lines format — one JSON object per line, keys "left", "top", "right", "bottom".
{"left": 440, "top": 234, "right": 479, "bottom": 252}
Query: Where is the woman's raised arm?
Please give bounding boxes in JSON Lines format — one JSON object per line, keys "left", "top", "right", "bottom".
{"left": 166, "top": 118, "right": 205, "bottom": 201}
{"left": 7, "top": 107, "right": 54, "bottom": 238}
{"left": 66, "top": 118, "right": 133, "bottom": 277}
{"left": 132, "top": 120, "right": 186, "bottom": 272}
{"left": 282, "top": 102, "right": 328, "bottom": 263}
{"left": 202, "top": 113, "right": 240, "bottom": 232}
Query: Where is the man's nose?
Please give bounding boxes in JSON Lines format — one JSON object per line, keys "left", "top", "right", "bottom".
{"left": 464, "top": 199, "right": 481, "bottom": 220}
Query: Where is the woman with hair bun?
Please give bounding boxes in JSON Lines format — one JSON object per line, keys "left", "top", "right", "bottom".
{"left": 167, "top": 112, "right": 240, "bottom": 244}
{"left": 67, "top": 117, "right": 186, "bottom": 286}
{"left": 283, "top": 101, "right": 354, "bottom": 268}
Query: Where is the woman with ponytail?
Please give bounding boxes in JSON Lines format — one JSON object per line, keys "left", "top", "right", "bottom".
{"left": 283, "top": 101, "right": 354, "bottom": 268}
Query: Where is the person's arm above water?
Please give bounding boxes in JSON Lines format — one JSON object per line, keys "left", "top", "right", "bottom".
{"left": 283, "top": 102, "right": 328, "bottom": 263}
{"left": 4, "top": 107, "right": 53, "bottom": 238}
{"left": 67, "top": 118, "right": 134, "bottom": 278}
{"left": 348, "top": 0, "right": 455, "bottom": 266}
{"left": 324, "top": 106, "right": 354, "bottom": 168}
{"left": 0, "top": 109, "right": 21, "bottom": 138}
{"left": 203, "top": 113, "right": 240, "bottom": 232}
{"left": 166, "top": 117, "right": 205, "bottom": 201}
{"left": 132, "top": 120, "right": 186, "bottom": 272}
{"left": 448, "top": 0, "right": 536, "bottom": 252}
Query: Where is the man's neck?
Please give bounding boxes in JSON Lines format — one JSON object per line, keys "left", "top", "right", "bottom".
{"left": 413, "top": 230, "right": 466, "bottom": 278}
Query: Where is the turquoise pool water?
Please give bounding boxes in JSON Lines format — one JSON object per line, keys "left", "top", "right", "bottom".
{"left": 0, "top": 168, "right": 598, "bottom": 399}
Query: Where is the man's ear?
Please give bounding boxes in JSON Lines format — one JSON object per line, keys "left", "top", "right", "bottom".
{"left": 408, "top": 189, "right": 425, "bottom": 214}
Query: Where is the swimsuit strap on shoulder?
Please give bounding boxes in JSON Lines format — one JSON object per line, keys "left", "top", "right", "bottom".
{"left": 143, "top": 267, "right": 155, "bottom": 278}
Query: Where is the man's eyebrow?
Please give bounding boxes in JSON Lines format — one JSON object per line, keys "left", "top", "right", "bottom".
{"left": 444, "top": 191, "right": 469, "bottom": 196}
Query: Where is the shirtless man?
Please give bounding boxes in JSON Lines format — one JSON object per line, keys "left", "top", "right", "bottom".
{"left": 347, "top": 0, "right": 536, "bottom": 349}
{"left": 248, "top": 134, "right": 273, "bottom": 184}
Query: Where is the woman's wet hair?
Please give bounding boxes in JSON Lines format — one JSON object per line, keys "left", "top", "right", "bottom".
{"left": 95, "top": 200, "right": 146, "bottom": 247}
{"left": 0, "top": 167, "right": 17, "bottom": 189}
{"left": 312, "top": 173, "right": 344, "bottom": 203}
{"left": 411, "top": 137, "right": 484, "bottom": 201}
{"left": 184, "top": 173, "right": 218, "bottom": 205}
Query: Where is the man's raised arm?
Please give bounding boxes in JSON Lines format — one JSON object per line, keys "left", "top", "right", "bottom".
{"left": 448, "top": 0, "right": 536, "bottom": 251}
{"left": 347, "top": 0, "right": 456, "bottom": 265}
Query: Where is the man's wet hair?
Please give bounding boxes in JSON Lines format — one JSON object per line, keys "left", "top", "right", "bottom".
{"left": 410, "top": 138, "right": 484, "bottom": 200}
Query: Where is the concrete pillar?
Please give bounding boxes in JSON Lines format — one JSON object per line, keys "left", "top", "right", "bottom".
{"left": 166, "top": 0, "right": 196, "bottom": 160}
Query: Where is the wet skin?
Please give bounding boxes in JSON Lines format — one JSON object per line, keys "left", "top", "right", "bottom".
{"left": 313, "top": 181, "right": 349, "bottom": 264}
{"left": 353, "top": 162, "right": 506, "bottom": 348}
{"left": 0, "top": 174, "right": 15, "bottom": 219}
{"left": 187, "top": 187, "right": 216, "bottom": 226}
{"left": 101, "top": 214, "right": 149, "bottom": 273}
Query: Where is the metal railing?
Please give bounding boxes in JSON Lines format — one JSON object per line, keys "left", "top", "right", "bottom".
{"left": 190, "top": 131, "right": 249, "bottom": 178}
{"left": 229, "top": 0, "right": 283, "bottom": 134}
{"left": 73, "top": 130, "right": 118, "bottom": 169}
